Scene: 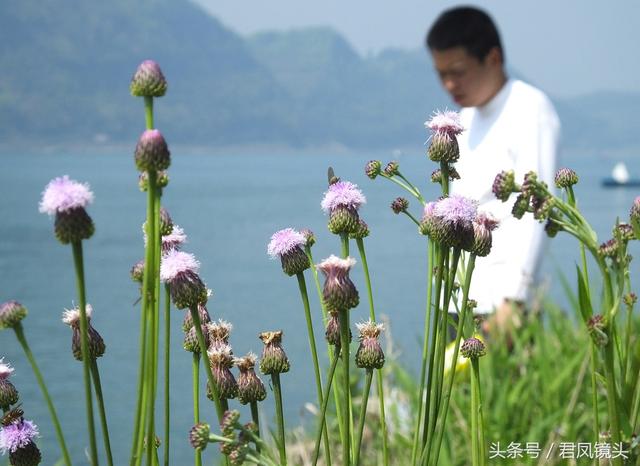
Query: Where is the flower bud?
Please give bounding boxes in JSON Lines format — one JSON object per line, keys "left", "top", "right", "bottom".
{"left": 349, "top": 219, "right": 370, "bottom": 239}
{"left": 630, "top": 197, "right": 640, "bottom": 239}
{"left": 430, "top": 167, "right": 460, "bottom": 184}
{"left": 300, "top": 228, "right": 316, "bottom": 248}
{"left": 130, "top": 60, "right": 167, "bottom": 97}
{"left": 511, "top": 194, "right": 530, "bottom": 219}
{"left": 235, "top": 353, "right": 267, "bottom": 404}
{"left": 220, "top": 410, "right": 241, "bottom": 437}
{"left": 428, "top": 133, "right": 459, "bottom": 163}
{"left": 159, "top": 207, "right": 173, "bottom": 236}
{"left": 624, "top": 292, "right": 637, "bottom": 307}
{"left": 355, "top": 321, "right": 385, "bottom": 370}
{"left": 598, "top": 238, "right": 618, "bottom": 259}
{"left": 365, "top": 160, "right": 382, "bottom": 179}
{"left": 0, "top": 301, "right": 28, "bottom": 330}
{"left": 391, "top": 197, "right": 409, "bottom": 214}
{"left": 62, "top": 305, "right": 106, "bottom": 360}
{"left": 383, "top": 161, "right": 399, "bottom": 177}
{"left": 183, "top": 324, "right": 210, "bottom": 354}
{"left": 258, "top": 331, "right": 290, "bottom": 375}
{"left": 317, "top": 256, "right": 359, "bottom": 311}
{"left": 545, "top": 218, "right": 562, "bottom": 238}
{"left": 492, "top": 170, "right": 519, "bottom": 202}
{"left": 587, "top": 315, "right": 608, "bottom": 347}
{"left": 470, "top": 213, "right": 499, "bottom": 257}
{"left": 130, "top": 259, "right": 145, "bottom": 283}
{"left": 460, "top": 337, "right": 486, "bottom": 359}
{"left": 54, "top": 207, "right": 95, "bottom": 244}
{"left": 554, "top": 167, "right": 579, "bottom": 189}
{"left": 182, "top": 302, "right": 211, "bottom": 332}
{"left": 0, "top": 360, "right": 18, "bottom": 410}
{"left": 139, "top": 171, "right": 169, "bottom": 191}
{"left": 134, "top": 129, "right": 171, "bottom": 172}
{"left": 615, "top": 223, "right": 635, "bottom": 242}
{"left": 189, "top": 422, "right": 210, "bottom": 451}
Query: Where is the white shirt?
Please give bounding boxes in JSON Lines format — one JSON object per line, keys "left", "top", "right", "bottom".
{"left": 451, "top": 78, "right": 561, "bottom": 313}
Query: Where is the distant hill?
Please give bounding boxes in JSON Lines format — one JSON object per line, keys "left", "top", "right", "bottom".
{"left": 0, "top": 0, "right": 638, "bottom": 151}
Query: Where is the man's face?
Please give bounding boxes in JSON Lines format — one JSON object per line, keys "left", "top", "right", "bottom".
{"left": 431, "top": 46, "right": 500, "bottom": 108}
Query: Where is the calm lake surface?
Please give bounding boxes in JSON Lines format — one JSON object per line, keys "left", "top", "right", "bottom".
{"left": 1, "top": 148, "right": 638, "bottom": 464}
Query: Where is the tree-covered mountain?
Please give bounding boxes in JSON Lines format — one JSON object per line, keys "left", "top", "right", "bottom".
{"left": 0, "top": 0, "right": 638, "bottom": 151}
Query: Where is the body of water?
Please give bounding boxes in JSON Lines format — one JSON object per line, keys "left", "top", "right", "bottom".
{"left": 1, "top": 147, "right": 638, "bottom": 464}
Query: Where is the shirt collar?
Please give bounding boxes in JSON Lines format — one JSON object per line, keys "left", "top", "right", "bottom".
{"left": 477, "top": 78, "right": 514, "bottom": 117}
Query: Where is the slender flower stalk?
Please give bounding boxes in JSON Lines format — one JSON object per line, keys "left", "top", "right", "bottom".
{"left": 7, "top": 321, "right": 71, "bottom": 466}
{"left": 353, "top": 369, "right": 373, "bottom": 466}
{"left": 192, "top": 353, "right": 202, "bottom": 466}
{"left": 90, "top": 360, "right": 114, "bottom": 466}
{"left": 163, "top": 285, "right": 170, "bottom": 466}
{"left": 312, "top": 350, "right": 341, "bottom": 466}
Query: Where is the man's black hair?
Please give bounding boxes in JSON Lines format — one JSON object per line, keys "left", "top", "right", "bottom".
{"left": 426, "top": 6, "right": 504, "bottom": 63}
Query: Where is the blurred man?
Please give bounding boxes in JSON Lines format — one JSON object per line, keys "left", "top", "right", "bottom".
{"left": 426, "top": 7, "right": 561, "bottom": 325}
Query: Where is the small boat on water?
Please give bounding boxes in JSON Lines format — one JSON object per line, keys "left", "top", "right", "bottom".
{"left": 601, "top": 162, "right": 640, "bottom": 187}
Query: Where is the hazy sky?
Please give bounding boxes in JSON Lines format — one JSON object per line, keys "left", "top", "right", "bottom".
{"left": 194, "top": 0, "right": 640, "bottom": 98}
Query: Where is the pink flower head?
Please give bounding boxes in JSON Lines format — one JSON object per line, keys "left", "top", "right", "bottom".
{"left": 267, "top": 228, "right": 306, "bottom": 258}
{"left": 433, "top": 195, "right": 478, "bottom": 226}
{"left": 62, "top": 303, "right": 93, "bottom": 327}
{"left": 0, "top": 419, "right": 39, "bottom": 453}
{"left": 39, "top": 175, "right": 94, "bottom": 215}
{"left": 317, "top": 255, "right": 356, "bottom": 279}
{"left": 425, "top": 110, "right": 464, "bottom": 137}
{"left": 317, "top": 255, "right": 359, "bottom": 310}
{"left": 162, "top": 225, "right": 187, "bottom": 253}
{"left": 422, "top": 201, "right": 437, "bottom": 222}
{"left": 160, "top": 250, "right": 200, "bottom": 282}
{"left": 321, "top": 181, "right": 366, "bottom": 213}
{"left": 0, "top": 359, "right": 14, "bottom": 380}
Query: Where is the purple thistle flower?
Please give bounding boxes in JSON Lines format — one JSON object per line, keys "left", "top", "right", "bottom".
{"left": 162, "top": 225, "right": 186, "bottom": 252}
{"left": 0, "top": 419, "right": 39, "bottom": 453}
{"left": 160, "top": 250, "right": 200, "bottom": 281}
{"left": 38, "top": 176, "right": 94, "bottom": 215}
{"left": 321, "top": 181, "right": 366, "bottom": 213}
{"left": 207, "top": 345, "right": 238, "bottom": 400}
{"left": 61, "top": 304, "right": 106, "bottom": 360}
{"left": 161, "top": 250, "right": 208, "bottom": 309}
{"left": 0, "top": 359, "right": 14, "bottom": 381}
{"left": 267, "top": 228, "right": 310, "bottom": 276}
{"left": 425, "top": 110, "right": 464, "bottom": 136}
{"left": 433, "top": 195, "right": 478, "bottom": 226}
{"left": 267, "top": 228, "right": 306, "bottom": 258}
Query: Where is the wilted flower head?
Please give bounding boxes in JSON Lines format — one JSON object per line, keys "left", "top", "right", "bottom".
{"left": 365, "top": 160, "right": 382, "bottom": 179}
{"left": 207, "top": 320, "right": 233, "bottom": 349}
{"left": 235, "top": 353, "right": 267, "bottom": 405}
{"left": 0, "top": 419, "right": 39, "bottom": 453}
{"left": 355, "top": 321, "right": 385, "bottom": 370}
{"left": 130, "top": 60, "right": 168, "bottom": 97}
{"left": 39, "top": 176, "right": 94, "bottom": 215}
{"left": 134, "top": 129, "right": 171, "bottom": 172}
{"left": 160, "top": 250, "right": 208, "bottom": 309}
{"left": 0, "top": 301, "right": 28, "bottom": 330}
{"left": 300, "top": 228, "right": 316, "bottom": 248}
{"left": 267, "top": 228, "right": 310, "bottom": 276}
{"left": 161, "top": 225, "right": 187, "bottom": 253}
{"left": 321, "top": 181, "right": 366, "bottom": 234}
{"left": 62, "top": 304, "right": 106, "bottom": 360}
{"left": 460, "top": 337, "right": 486, "bottom": 359}
{"left": 258, "top": 331, "right": 290, "bottom": 375}
{"left": 207, "top": 345, "right": 238, "bottom": 400}
{"left": 0, "top": 360, "right": 14, "bottom": 382}
{"left": 317, "top": 255, "right": 359, "bottom": 311}
{"left": 470, "top": 212, "right": 499, "bottom": 256}
{"left": 325, "top": 311, "right": 351, "bottom": 347}
{"left": 183, "top": 324, "right": 210, "bottom": 354}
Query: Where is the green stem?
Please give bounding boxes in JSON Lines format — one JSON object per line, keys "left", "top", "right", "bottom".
{"left": 130, "top": 288, "right": 149, "bottom": 466}
{"left": 144, "top": 96, "right": 154, "bottom": 130}
{"left": 440, "top": 162, "right": 450, "bottom": 196}
{"left": 271, "top": 373, "right": 287, "bottom": 465}
{"left": 340, "top": 233, "right": 350, "bottom": 258}
{"left": 589, "top": 343, "right": 601, "bottom": 444}
{"left": 402, "top": 210, "right": 421, "bottom": 226}
{"left": 339, "top": 311, "right": 351, "bottom": 466}
{"left": 305, "top": 246, "right": 345, "bottom": 446}
{"left": 296, "top": 272, "right": 331, "bottom": 466}
{"left": 412, "top": 240, "right": 434, "bottom": 466}
{"left": 603, "top": 341, "right": 623, "bottom": 466}
{"left": 250, "top": 402, "right": 261, "bottom": 454}
{"left": 192, "top": 353, "right": 202, "bottom": 466}
{"left": 353, "top": 370, "right": 373, "bottom": 466}
{"left": 90, "top": 361, "right": 114, "bottom": 466}
{"left": 429, "top": 253, "right": 475, "bottom": 466}
{"left": 396, "top": 172, "right": 426, "bottom": 204}
{"left": 163, "top": 286, "right": 170, "bottom": 466}
{"left": 189, "top": 308, "right": 224, "bottom": 421}
{"left": 13, "top": 324, "right": 72, "bottom": 466}
{"left": 381, "top": 174, "right": 424, "bottom": 203}
{"left": 473, "top": 359, "right": 487, "bottom": 466}
{"left": 312, "top": 349, "right": 341, "bottom": 466}
{"left": 71, "top": 240, "right": 99, "bottom": 466}
{"left": 355, "top": 237, "right": 388, "bottom": 466}
{"left": 470, "top": 359, "right": 480, "bottom": 466}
